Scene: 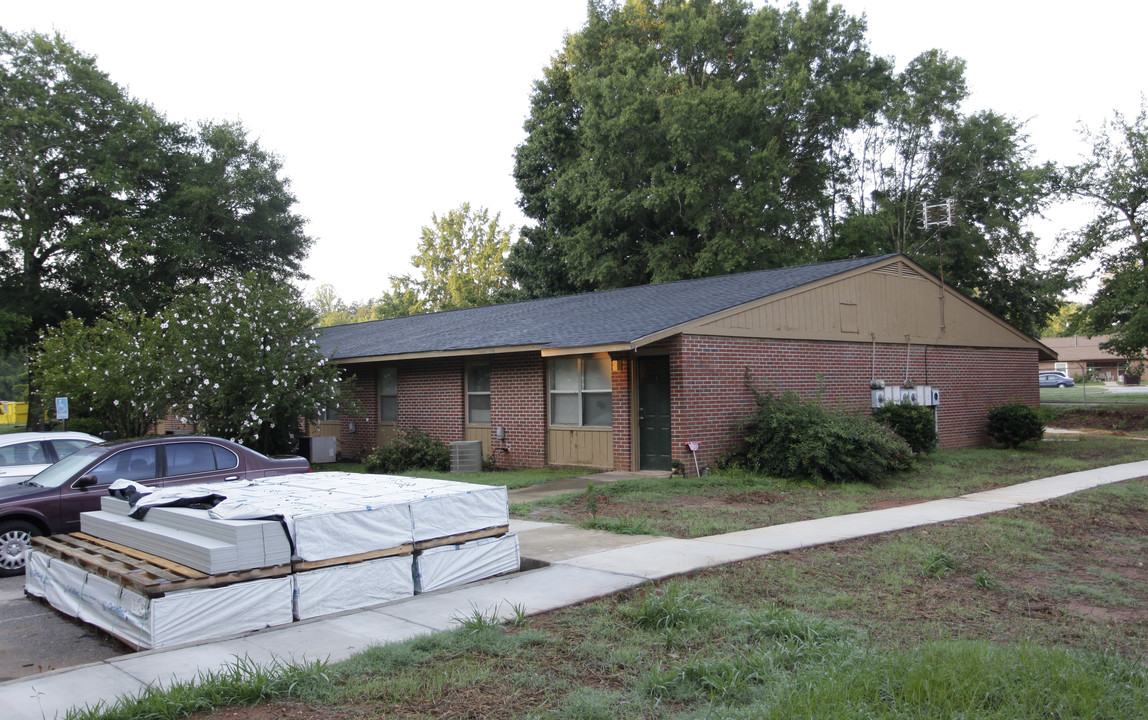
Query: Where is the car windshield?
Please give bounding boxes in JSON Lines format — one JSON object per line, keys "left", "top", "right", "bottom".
{"left": 24, "top": 445, "right": 105, "bottom": 488}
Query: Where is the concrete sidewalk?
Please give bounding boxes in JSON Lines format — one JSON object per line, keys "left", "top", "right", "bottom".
{"left": 4, "top": 460, "right": 1147, "bottom": 720}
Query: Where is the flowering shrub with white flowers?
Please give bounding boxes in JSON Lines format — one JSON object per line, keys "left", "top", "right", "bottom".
{"left": 33, "top": 274, "right": 345, "bottom": 454}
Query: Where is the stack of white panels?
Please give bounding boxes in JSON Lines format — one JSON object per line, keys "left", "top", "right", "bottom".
{"left": 255, "top": 473, "right": 510, "bottom": 544}
{"left": 25, "top": 550, "right": 294, "bottom": 650}
{"left": 292, "top": 555, "right": 415, "bottom": 619}
{"left": 414, "top": 533, "right": 521, "bottom": 594}
{"left": 131, "top": 473, "right": 510, "bottom": 563}
{"left": 80, "top": 497, "right": 292, "bottom": 574}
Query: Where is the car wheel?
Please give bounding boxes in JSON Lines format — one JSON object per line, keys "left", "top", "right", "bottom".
{"left": 1058, "top": 382, "right": 1068, "bottom": 388}
{"left": 0, "top": 520, "right": 40, "bottom": 576}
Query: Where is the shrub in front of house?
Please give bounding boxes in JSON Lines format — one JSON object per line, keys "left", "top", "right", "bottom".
{"left": 363, "top": 427, "right": 451, "bottom": 473}
{"left": 986, "top": 403, "right": 1044, "bottom": 448}
{"left": 872, "top": 400, "right": 937, "bottom": 453}
{"left": 722, "top": 391, "right": 912, "bottom": 484}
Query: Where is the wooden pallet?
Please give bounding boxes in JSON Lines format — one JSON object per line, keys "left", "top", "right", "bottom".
{"left": 414, "top": 525, "right": 509, "bottom": 552}
{"left": 289, "top": 525, "right": 509, "bottom": 571}
{"left": 291, "top": 542, "right": 414, "bottom": 572}
{"left": 31, "top": 533, "right": 291, "bottom": 598}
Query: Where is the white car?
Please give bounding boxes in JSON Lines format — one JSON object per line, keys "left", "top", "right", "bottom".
{"left": 0, "top": 431, "right": 104, "bottom": 486}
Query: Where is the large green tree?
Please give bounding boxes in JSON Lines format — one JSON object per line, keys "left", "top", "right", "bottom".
{"left": 829, "top": 51, "right": 1061, "bottom": 336}
{"left": 375, "top": 203, "right": 514, "bottom": 319}
{"left": 509, "top": 0, "right": 892, "bottom": 297}
{"left": 1060, "top": 98, "right": 1148, "bottom": 358}
{"left": 0, "top": 30, "right": 311, "bottom": 353}
{"left": 311, "top": 284, "right": 376, "bottom": 327}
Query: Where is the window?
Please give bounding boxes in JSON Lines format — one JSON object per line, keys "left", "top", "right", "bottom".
{"left": 0, "top": 441, "right": 44, "bottom": 466}
{"left": 378, "top": 367, "right": 397, "bottom": 423}
{"left": 164, "top": 442, "right": 220, "bottom": 477}
{"left": 90, "top": 446, "right": 157, "bottom": 484}
{"left": 467, "top": 363, "right": 491, "bottom": 425}
{"left": 549, "top": 356, "right": 612, "bottom": 427}
{"left": 212, "top": 444, "right": 239, "bottom": 470}
{"left": 49, "top": 438, "right": 94, "bottom": 460}
{"left": 317, "top": 397, "right": 341, "bottom": 422}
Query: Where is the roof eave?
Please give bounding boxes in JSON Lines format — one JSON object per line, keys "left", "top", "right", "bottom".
{"left": 333, "top": 344, "right": 549, "bottom": 364}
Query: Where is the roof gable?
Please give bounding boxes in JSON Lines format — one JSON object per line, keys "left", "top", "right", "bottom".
{"left": 679, "top": 257, "right": 1054, "bottom": 359}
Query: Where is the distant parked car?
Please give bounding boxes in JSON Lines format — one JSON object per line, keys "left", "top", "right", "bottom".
{"left": 1039, "top": 371, "right": 1075, "bottom": 388}
{"left": 0, "top": 431, "right": 103, "bottom": 487}
{"left": 0, "top": 435, "right": 310, "bottom": 576}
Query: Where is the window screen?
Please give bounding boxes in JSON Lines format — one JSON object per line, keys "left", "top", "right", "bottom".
{"left": 549, "top": 357, "right": 613, "bottom": 427}
{"left": 467, "top": 363, "right": 491, "bottom": 425}
{"left": 379, "top": 367, "right": 398, "bottom": 422}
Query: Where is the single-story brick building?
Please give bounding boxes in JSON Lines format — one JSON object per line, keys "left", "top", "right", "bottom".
{"left": 1038, "top": 335, "right": 1137, "bottom": 383}
{"left": 317, "top": 254, "right": 1053, "bottom": 473}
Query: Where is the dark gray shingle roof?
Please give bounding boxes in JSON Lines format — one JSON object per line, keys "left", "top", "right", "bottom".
{"left": 318, "top": 254, "right": 896, "bottom": 361}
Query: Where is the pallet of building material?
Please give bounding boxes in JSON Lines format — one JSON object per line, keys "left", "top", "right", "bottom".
{"left": 25, "top": 549, "right": 294, "bottom": 651}
{"left": 30, "top": 533, "right": 290, "bottom": 598}
{"left": 413, "top": 532, "right": 520, "bottom": 594}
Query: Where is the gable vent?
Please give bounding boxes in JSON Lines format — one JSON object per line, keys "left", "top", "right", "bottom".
{"left": 875, "top": 261, "right": 925, "bottom": 280}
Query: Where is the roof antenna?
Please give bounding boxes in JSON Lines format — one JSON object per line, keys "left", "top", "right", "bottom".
{"left": 922, "top": 198, "right": 955, "bottom": 333}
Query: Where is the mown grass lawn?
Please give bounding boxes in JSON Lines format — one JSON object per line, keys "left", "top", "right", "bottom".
{"left": 79, "top": 476, "right": 1147, "bottom": 720}
{"left": 1041, "top": 384, "right": 1148, "bottom": 406}
{"left": 515, "top": 434, "right": 1148, "bottom": 539}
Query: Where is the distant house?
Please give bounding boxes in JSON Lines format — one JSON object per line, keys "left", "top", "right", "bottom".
{"left": 1038, "top": 335, "right": 1134, "bottom": 383}
{"left": 317, "top": 254, "right": 1053, "bottom": 473}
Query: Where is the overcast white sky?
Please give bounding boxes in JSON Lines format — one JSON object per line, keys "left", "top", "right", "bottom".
{"left": 4, "top": 1, "right": 1144, "bottom": 305}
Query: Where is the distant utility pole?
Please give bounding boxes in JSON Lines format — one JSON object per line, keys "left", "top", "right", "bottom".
{"left": 921, "top": 198, "right": 956, "bottom": 332}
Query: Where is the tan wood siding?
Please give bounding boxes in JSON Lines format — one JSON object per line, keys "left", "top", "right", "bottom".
{"left": 466, "top": 426, "right": 491, "bottom": 459}
{"left": 547, "top": 427, "right": 613, "bottom": 468}
{"left": 691, "top": 260, "right": 1040, "bottom": 351}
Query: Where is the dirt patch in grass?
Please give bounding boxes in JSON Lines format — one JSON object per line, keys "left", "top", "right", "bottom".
{"left": 1047, "top": 406, "right": 1148, "bottom": 431}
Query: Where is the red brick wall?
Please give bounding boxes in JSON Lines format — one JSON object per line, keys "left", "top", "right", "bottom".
{"left": 340, "top": 354, "right": 549, "bottom": 468}
{"left": 339, "top": 366, "right": 379, "bottom": 460}
{"left": 337, "top": 336, "right": 1038, "bottom": 469}
{"left": 489, "top": 353, "right": 547, "bottom": 469}
{"left": 672, "top": 335, "right": 1039, "bottom": 472}
{"left": 398, "top": 358, "right": 465, "bottom": 439}
{"left": 610, "top": 354, "right": 633, "bottom": 472}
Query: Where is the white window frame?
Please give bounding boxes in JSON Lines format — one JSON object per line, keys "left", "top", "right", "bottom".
{"left": 548, "top": 356, "right": 612, "bottom": 428}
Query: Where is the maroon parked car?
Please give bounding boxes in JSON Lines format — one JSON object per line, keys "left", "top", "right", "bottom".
{"left": 0, "top": 435, "right": 310, "bottom": 575}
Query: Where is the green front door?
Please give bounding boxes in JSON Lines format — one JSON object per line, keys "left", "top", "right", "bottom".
{"left": 638, "top": 356, "right": 672, "bottom": 470}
